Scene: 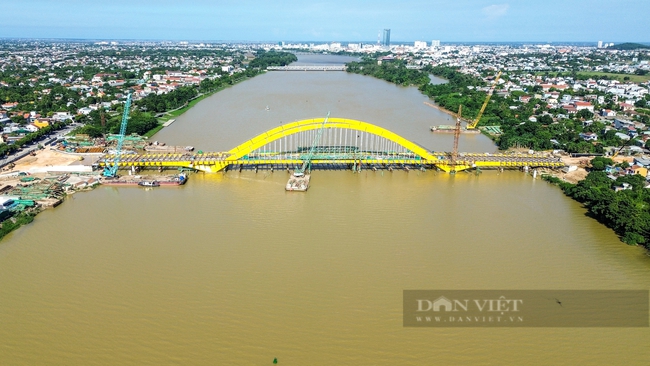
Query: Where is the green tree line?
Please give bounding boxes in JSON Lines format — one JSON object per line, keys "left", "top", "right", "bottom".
{"left": 74, "top": 109, "right": 157, "bottom": 138}
{"left": 0, "top": 121, "right": 67, "bottom": 157}
{"left": 136, "top": 86, "right": 199, "bottom": 114}
{"left": 248, "top": 50, "right": 297, "bottom": 69}
{"left": 347, "top": 60, "right": 620, "bottom": 154}
{"left": 544, "top": 164, "right": 650, "bottom": 247}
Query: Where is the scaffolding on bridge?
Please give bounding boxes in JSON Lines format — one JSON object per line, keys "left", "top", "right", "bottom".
{"left": 96, "top": 117, "right": 565, "bottom": 174}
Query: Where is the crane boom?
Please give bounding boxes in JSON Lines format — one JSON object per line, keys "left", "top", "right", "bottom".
{"left": 467, "top": 71, "right": 502, "bottom": 129}
{"left": 612, "top": 137, "right": 632, "bottom": 158}
{"left": 103, "top": 93, "right": 132, "bottom": 177}
{"left": 450, "top": 105, "right": 462, "bottom": 173}
{"left": 296, "top": 111, "right": 330, "bottom": 175}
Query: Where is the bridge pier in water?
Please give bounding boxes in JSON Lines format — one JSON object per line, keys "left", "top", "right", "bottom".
{"left": 96, "top": 117, "right": 565, "bottom": 176}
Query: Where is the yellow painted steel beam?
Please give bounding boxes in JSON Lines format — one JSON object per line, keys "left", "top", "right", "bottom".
{"left": 97, "top": 156, "right": 563, "bottom": 174}
{"left": 225, "top": 117, "right": 439, "bottom": 163}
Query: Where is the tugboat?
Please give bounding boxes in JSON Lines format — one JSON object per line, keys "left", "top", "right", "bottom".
{"left": 174, "top": 172, "right": 188, "bottom": 185}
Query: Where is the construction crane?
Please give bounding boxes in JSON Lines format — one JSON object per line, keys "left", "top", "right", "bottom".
{"left": 103, "top": 93, "right": 132, "bottom": 177}
{"left": 295, "top": 111, "right": 330, "bottom": 176}
{"left": 450, "top": 105, "right": 462, "bottom": 173}
{"left": 99, "top": 97, "right": 106, "bottom": 134}
{"left": 612, "top": 137, "right": 633, "bottom": 158}
{"left": 467, "top": 71, "right": 502, "bottom": 129}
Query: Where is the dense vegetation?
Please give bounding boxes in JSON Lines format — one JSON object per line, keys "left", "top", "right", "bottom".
{"left": 197, "top": 68, "right": 261, "bottom": 93}
{"left": 248, "top": 50, "right": 298, "bottom": 69}
{"left": 346, "top": 59, "right": 624, "bottom": 153}
{"left": 0, "top": 84, "right": 82, "bottom": 115}
{"left": 136, "top": 86, "right": 199, "bottom": 114}
{"left": 608, "top": 43, "right": 650, "bottom": 50}
{"left": 74, "top": 109, "right": 158, "bottom": 138}
{"left": 0, "top": 210, "right": 37, "bottom": 240}
{"left": 544, "top": 165, "right": 650, "bottom": 247}
{"left": 346, "top": 59, "right": 430, "bottom": 86}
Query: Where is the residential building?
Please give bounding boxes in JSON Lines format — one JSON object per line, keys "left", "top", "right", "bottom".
{"left": 579, "top": 132, "right": 598, "bottom": 141}
{"left": 414, "top": 41, "right": 427, "bottom": 49}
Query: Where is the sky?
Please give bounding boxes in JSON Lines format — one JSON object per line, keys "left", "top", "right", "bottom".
{"left": 2, "top": 0, "right": 649, "bottom": 43}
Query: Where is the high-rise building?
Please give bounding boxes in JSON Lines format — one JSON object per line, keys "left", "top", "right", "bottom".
{"left": 431, "top": 40, "right": 441, "bottom": 47}
{"left": 414, "top": 41, "right": 427, "bottom": 49}
{"left": 382, "top": 29, "right": 391, "bottom": 46}
{"left": 597, "top": 40, "right": 603, "bottom": 48}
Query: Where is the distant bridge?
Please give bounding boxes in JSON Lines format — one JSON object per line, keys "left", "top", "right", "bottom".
{"left": 267, "top": 65, "right": 346, "bottom": 71}
{"left": 98, "top": 117, "right": 564, "bottom": 174}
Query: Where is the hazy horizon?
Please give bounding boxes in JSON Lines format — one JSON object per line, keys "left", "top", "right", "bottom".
{"left": 1, "top": 37, "right": 647, "bottom": 46}
{"left": 3, "top": 1, "right": 649, "bottom": 43}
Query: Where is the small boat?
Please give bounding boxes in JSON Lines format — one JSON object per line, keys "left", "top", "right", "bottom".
{"left": 138, "top": 181, "right": 160, "bottom": 187}
{"left": 173, "top": 172, "right": 188, "bottom": 185}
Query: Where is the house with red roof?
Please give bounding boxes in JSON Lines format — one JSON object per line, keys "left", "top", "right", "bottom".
{"left": 573, "top": 101, "right": 594, "bottom": 111}
{"left": 619, "top": 102, "right": 635, "bottom": 111}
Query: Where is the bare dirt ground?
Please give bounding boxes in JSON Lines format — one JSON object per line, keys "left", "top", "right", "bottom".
{"left": 0, "top": 148, "right": 105, "bottom": 195}
{"left": 11, "top": 148, "right": 81, "bottom": 172}
{"left": 557, "top": 155, "right": 636, "bottom": 184}
{"left": 0, "top": 149, "right": 83, "bottom": 189}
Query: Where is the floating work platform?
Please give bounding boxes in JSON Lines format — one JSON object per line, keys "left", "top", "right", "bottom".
{"left": 286, "top": 173, "right": 310, "bottom": 192}
{"left": 430, "top": 125, "right": 480, "bottom": 134}
{"left": 101, "top": 173, "right": 187, "bottom": 187}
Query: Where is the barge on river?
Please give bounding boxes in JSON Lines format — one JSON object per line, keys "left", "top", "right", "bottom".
{"left": 430, "top": 125, "right": 481, "bottom": 134}
{"left": 285, "top": 172, "right": 310, "bottom": 192}
{"left": 101, "top": 173, "right": 187, "bottom": 187}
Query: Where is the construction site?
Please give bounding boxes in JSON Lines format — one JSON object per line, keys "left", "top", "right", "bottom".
{"left": 0, "top": 93, "right": 191, "bottom": 239}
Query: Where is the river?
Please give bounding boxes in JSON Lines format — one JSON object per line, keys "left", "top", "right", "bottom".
{"left": 0, "top": 55, "right": 648, "bottom": 365}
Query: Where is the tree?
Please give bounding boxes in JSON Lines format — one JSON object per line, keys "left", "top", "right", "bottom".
{"left": 538, "top": 114, "right": 553, "bottom": 124}
{"left": 590, "top": 156, "right": 613, "bottom": 171}
{"left": 577, "top": 109, "right": 593, "bottom": 120}
{"left": 10, "top": 114, "right": 25, "bottom": 125}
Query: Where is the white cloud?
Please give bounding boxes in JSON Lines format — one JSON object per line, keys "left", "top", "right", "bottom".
{"left": 482, "top": 3, "right": 509, "bottom": 20}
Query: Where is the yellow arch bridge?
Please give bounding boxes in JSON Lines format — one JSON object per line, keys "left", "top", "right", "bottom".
{"left": 98, "top": 117, "right": 564, "bottom": 173}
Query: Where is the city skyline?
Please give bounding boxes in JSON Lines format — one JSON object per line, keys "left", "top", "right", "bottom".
{"left": 2, "top": 1, "right": 650, "bottom": 43}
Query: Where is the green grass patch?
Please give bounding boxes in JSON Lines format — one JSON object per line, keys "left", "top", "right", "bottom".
{"left": 0, "top": 210, "right": 38, "bottom": 241}
{"left": 143, "top": 123, "right": 165, "bottom": 138}
{"left": 579, "top": 71, "right": 650, "bottom": 83}
{"left": 539, "top": 71, "right": 650, "bottom": 83}
{"left": 636, "top": 108, "right": 650, "bottom": 115}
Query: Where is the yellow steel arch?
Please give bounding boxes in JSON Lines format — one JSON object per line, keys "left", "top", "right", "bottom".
{"left": 225, "top": 117, "right": 438, "bottom": 162}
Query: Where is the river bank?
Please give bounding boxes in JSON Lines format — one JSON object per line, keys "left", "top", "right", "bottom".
{"left": 144, "top": 74, "right": 263, "bottom": 139}
{"left": 0, "top": 148, "right": 99, "bottom": 239}
{"left": 2, "top": 54, "right": 649, "bottom": 365}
